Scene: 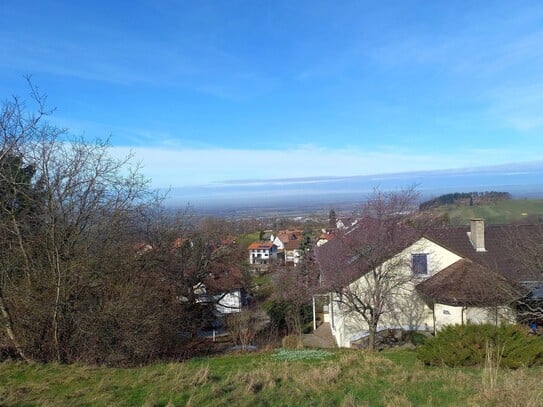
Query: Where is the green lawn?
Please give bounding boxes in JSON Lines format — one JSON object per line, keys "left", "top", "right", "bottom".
{"left": 236, "top": 232, "right": 262, "bottom": 248}
{"left": 432, "top": 199, "right": 543, "bottom": 225}
{"left": 1, "top": 349, "right": 541, "bottom": 406}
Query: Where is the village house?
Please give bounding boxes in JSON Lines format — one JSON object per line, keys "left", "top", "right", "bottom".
{"left": 316, "top": 218, "right": 541, "bottom": 348}
{"left": 270, "top": 229, "right": 303, "bottom": 250}
{"left": 336, "top": 218, "right": 358, "bottom": 230}
{"left": 248, "top": 241, "right": 278, "bottom": 265}
{"left": 316, "top": 230, "right": 336, "bottom": 247}
{"left": 283, "top": 239, "right": 303, "bottom": 265}
{"left": 195, "top": 283, "right": 248, "bottom": 314}
{"left": 267, "top": 229, "right": 305, "bottom": 265}
{"left": 136, "top": 238, "right": 247, "bottom": 316}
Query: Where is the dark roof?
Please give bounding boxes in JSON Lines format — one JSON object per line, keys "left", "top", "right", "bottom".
{"left": 424, "top": 224, "right": 542, "bottom": 282}
{"left": 315, "top": 217, "right": 423, "bottom": 287}
{"left": 316, "top": 218, "right": 543, "bottom": 304}
{"left": 416, "top": 258, "right": 525, "bottom": 306}
{"left": 205, "top": 266, "right": 245, "bottom": 291}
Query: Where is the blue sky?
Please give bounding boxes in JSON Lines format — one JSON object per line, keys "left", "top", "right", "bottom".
{"left": 1, "top": 0, "right": 543, "bottom": 188}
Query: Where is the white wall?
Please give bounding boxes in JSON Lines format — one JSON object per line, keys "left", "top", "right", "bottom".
{"left": 285, "top": 249, "right": 302, "bottom": 264}
{"left": 433, "top": 303, "right": 516, "bottom": 330}
{"left": 249, "top": 247, "right": 277, "bottom": 264}
{"left": 272, "top": 237, "right": 285, "bottom": 250}
{"left": 434, "top": 304, "right": 464, "bottom": 330}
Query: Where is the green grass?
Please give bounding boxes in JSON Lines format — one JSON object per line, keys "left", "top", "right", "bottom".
{"left": 272, "top": 348, "right": 333, "bottom": 361}
{"left": 432, "top": 199, "right": 543, "bottom": 225}
{"left": 236, "top": 232, "right": 262, "bottom": 248}
{"left": 1, "top": 349, "right": 542, "bottom": 406}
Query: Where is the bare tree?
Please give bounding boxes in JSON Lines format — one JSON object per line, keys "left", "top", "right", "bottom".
{"left": 267, "top": 239, "right": 320, "bottom": 338}
{"left": 316, "top": 188, "right": 426, "bottom": 351}
{"left": 226, "top": 310, "right": 259, "bottom": 350}
{"left": 0, "top": 82, "right": 167, "bottom": 363}
{"left": 502, "top": 222, "right": 543, "bottom": 323}
{"left": 137, "top": 208, "right": 248, "bottom": 338}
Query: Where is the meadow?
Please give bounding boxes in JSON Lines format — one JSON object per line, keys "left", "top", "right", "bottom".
{"left": 432, "top": 199, "right": 543, "bottom": 225}
{"left": 1, "top": 348, "right": 542, "bottom": 406}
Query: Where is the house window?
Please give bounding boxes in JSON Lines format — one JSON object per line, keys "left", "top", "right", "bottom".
{"left": 412, "top": 253, "right": 428, "bottom": 276}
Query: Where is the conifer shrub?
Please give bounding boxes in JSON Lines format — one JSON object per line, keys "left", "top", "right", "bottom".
{"left": 417, "top": 324, "right": 543, "bottom": 368}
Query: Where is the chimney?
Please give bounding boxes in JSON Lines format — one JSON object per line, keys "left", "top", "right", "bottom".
{"left": 469, "top": 218, "right": 486, "bottom": 252}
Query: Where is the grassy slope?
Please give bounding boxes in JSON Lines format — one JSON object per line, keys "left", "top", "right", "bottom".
{"left": 1, "top": 349, "right": 542, "bottom": 406}
{"left": 236, "top": 232, "right": 261, "bottom": 248}
{"left": 430, "top": 199, "right": 543, "bottom": 225}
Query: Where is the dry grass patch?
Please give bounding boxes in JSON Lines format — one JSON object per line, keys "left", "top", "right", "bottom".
{"left": 474, "top": 369, "right": 543, "bottom": 407}
{"left": 3, "top": 349, "right": 542, "bottom": 406}
{"left": 384, "top": 394, "right": 413, "bottom": 407}
{"left": 190, "top": 364, "right": 212, "bottom": 386}
{"left": 341, "top": 393, "right": 371, "bottom": 407}
{"left": 293, "top": 364, "right": 342, "bottom": 392}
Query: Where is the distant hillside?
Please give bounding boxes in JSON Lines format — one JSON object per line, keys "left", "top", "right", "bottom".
{"left": 425, "top": 198, "right": 543, "bottom": 225}
{"left": 419, "top": 191, "right": 512, "bottom": 211}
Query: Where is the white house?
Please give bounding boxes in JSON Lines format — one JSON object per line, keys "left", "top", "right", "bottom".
{"left": 271, "top": 229, "right": 302, "bottom": 250}
{"left": 283, "top": 239, "right": 303, "bottom": 265}
{"left": 248, "top": 241, "right": 278, "bottom": 265}
{"left": 317, "top": 219, "right": 536, "bottom": 348}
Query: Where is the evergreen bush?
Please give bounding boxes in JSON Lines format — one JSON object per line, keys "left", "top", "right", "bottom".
{"left": 417, "top": 324, "right": 543, "bottom": 368}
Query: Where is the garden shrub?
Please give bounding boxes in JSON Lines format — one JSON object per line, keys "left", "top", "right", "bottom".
{"left": 404, "top": 331, "right": 428, "bottom": 346}
{"left": 417, "top": 324, "right": 543, "bottom": 368}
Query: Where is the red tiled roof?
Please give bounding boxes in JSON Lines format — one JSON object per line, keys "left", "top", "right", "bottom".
{"left": 276, "top": 229, "right": 303, "bottom": 243}
{"left": 284, "top": 239, "right": 303, "bottom": 251}
{"left": 318, "top": 232, "right": 336, "bottom": 241}
{"left": 248, "top": 242, "right": 275, "bottom": 250}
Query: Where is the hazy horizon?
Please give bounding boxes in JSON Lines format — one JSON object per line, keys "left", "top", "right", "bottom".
{"left": 163, "top": 160, "right": 543, "bottom": 212}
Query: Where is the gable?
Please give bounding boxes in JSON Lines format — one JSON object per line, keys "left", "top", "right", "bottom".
{"left": 345, "top": 237, "right": 462, "bottom": 290}
{"left": 405, "top": 237, "right": 463, "bottom": 278}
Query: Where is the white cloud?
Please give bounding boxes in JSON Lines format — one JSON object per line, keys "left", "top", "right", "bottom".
{"left": 109, "top": 144, "right": 541, "bottom": 188}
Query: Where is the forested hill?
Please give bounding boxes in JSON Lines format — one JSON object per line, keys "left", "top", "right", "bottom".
{"left": 419, "top": 191, "right": 512, "bottom": 211}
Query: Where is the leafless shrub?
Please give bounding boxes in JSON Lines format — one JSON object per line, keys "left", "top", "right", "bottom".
{"left": 0, "top": 82, "right": 251, "bottom": 365}
{"left": 226, "top": 310, "right": 258, "bottom": 350}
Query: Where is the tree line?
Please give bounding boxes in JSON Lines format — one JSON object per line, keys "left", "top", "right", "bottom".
{"left": 419, "top": 191, "right": 512, "bottom": 211}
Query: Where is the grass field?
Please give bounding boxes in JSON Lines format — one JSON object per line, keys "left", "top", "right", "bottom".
{"left": 1, "top": 349, "right": 542, "bottom": 406}
{"left": 236, "top": 232, "right": 262, "bottom": 247}
{"left": 431, "top": 199, "right": 543, "bottom": 225}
